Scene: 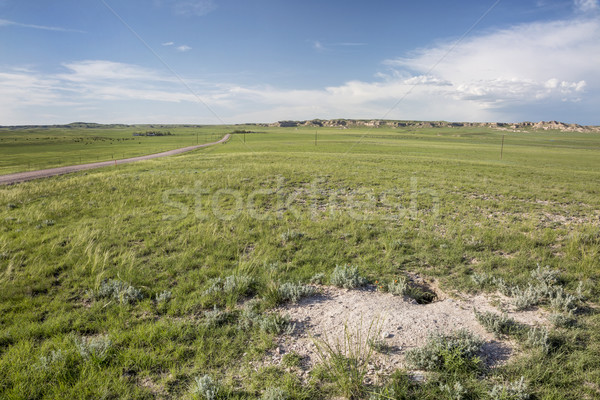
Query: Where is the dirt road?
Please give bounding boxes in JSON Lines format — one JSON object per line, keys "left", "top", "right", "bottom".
{"left": 0, "top": 134, "right": 230, "bottom": 186}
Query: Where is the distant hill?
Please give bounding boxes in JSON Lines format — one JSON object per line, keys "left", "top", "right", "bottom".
{"left": 1, "top": 120, "right": 598, "bottom": 132}
{"left": 264, "top": 119, "right": 600, "bottom": 133}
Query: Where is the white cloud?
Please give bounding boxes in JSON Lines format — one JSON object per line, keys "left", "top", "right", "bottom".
{"left": 313, "top": 41, "right": 367, "bottom": 52}
{"left": 176, "top": 45, "right": 192, "bottom": 52}
{"left": 0, "top": 18, "right": 84, "bottom": 33}
{"left": 172, "top": 0, "right": 216, "bottom": 16}
{"left": 58, "top": 60, "right": 169, "bottom": 82}
{"left": 384, "top": 18, "right": 600, "bottom": 110}
{"left": 574, "top": 0, "right": 599, "bottom": 12}
{"left": 313, "top": 41, "right": 325, "bottom": 51}
{"left": 0, "top": 16, "right": 599, "bottom": 125}
{"left": 162, "top": 41, "right": 174, "bottom": 46}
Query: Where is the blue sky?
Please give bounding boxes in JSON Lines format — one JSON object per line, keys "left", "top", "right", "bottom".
{"left": 1, "top": 0, "right": 599, "bottom": 125}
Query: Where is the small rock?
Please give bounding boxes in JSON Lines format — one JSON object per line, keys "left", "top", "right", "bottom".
{"left": 381, "top": 331, "right": 391, "bottom": 339}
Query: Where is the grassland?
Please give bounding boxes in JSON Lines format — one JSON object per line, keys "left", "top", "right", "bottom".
{"left": 0, "top": 124, "right": 232, "bottom": 174}
{"left": 1, "top": 125, "right": 599, "bottom": 399}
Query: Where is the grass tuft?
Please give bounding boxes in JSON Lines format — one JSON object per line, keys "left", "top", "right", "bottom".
{"left": 313, "top": 320, "right": 378, "bottom": 399}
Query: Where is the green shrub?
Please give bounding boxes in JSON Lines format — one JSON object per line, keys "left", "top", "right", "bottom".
{"left": 281, "top": 351, "right": 303, "bottom": 368}
{"left": 383, "top": 277, "right": 408, "bottom": 296}
{"left": 92, "top": 279, "right": 143, "bottom": 305}
{"left": 549, "top": 287, "right": 578, "bottom": 312}
{"left": 474, "top": 309, "right": 521, "bottom": 338}
{"left": 309, "top": 273, "right": 325, "bottom": 284}
{"left": 548, "top": 312, "right": 576, "bottom": 328}
{"left": 525, "top": 327, "right": 550, "bottom": 353}
{"left": 239, "top": 299, "right": 263, "bottom": 330}
{"left": 36, "top": 349, "right": 65, "bottom": 371}
{"left": 405, "top": 330, "right": 483, "bottom": 374}
{"left": 259, "top": 313, "right": 295, "bottom": 335}
{"left": 512, "top": 285, "right": 541, "bottom": 311}
{"left": 190, "top": 375, "right": 220, "bottom": 400}
{"left": 155, "top": 290, "right": 172, "bottom": 303}
{"left": 204, "top": 274, "right": 254, "bottom": 297}
{"left": 74, "top": 335, "right": 112, "bottom": 364}
{"left": 471, "top": 272, "right": 494, "bottom": 288}
{"left": 530, "top": 265, "right": 559, "bottom": 285}
{"left": 204, "top": 274, "right": 255, "bottom": 306}
{"left": 331, "top": 265, "right": 367, "bottom": 289}
{"left": 278, "top": 282, "right": 316, "bottom": 303}
{"left": 203, "top": 306, "right": 235, "bottom": 328}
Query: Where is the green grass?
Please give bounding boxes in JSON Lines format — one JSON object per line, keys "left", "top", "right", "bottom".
{"left": 1, "top": 124, "right": 600, "bottom": 398}
{"left": 0, "top": 124, "right": 233, "bottom": 174}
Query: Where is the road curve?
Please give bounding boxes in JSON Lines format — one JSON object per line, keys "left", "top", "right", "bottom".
{"left": 0, "top": 134, "right": 230, "bottom": 186}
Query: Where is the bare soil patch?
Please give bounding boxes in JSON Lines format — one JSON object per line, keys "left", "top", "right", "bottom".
{"left": 270, "top": 284, "right": 547, "bottom": 380}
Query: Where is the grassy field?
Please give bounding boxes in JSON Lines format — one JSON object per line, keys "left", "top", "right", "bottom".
{"left": 1, "top": 125, "right": 599, "bottom": 399}
{"left": 0, "top": 124, "right": 233, "bottom": 175}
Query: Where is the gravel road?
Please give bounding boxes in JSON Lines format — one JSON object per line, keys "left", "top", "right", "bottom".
{"left": 0, "top": 134, "right": 230, "bottom": 186}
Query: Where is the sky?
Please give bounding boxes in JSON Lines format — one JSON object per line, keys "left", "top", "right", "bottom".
{"left": 0, "top": 0, "right": 599, "bottom": 125}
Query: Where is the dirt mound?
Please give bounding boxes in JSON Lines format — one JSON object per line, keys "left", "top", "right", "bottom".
{"left": 270, "top": 285, "right": 547, "bottom": 380}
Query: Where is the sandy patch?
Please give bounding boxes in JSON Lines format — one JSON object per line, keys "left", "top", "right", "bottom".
{"left": 270, "top": 285, "right": 547, "bottom": 379}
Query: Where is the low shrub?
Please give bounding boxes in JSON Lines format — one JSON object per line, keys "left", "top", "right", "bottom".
{"left": 203, "top": 306, "right": 235, "bottom": 328}
{"left": 309, "top": 273, "right": 325, "bottom": 284}
{"left": 92, "top": 279, "right": 143, "bottom": 305}
{"left": 548, "top": 312, "right": 576, "bottom": 328}
{"left": 74, "top": 335, "right": 112, "bottom": 364}
{"left": 259, "top": 313, "right": 295, "bottom": 335}
{"left": 190, "top": 375, "right": 220, "bottom": 400}
{"left": 405, "top": 330, "right": 483, "bottom": 374}
{"left": 471, "top": 272, "right": 494, "bottom": 288}
{"left": 282, "top": 352, "right": 303, "bottom": 368}
{"left": 378, "top": 277, "right": 408, "bottom": 296}
{"left": 204, "top": 274, "right": 254, "bottom": 298}
{"left": 204, "top": 274, "right": 255, "bottom": 306}
{"left": 530, "top": 264, "right": 559, "bottom": 285}
{"left": 474, "top": 309, "right": 521, "bottom": 338}
{"left": 331, "top": 265, "right": 367, "bottom": 289}
{"left": 278, "top": 282, "right": 316, "bottom": 303}
{"left": 36, "top": 350, "right": 65, "bottom": 371}
{"left": 525, "top": 327, "right": 550, "bottom": 353}
{"left": 155, "top": 290, "right": 172, "bottom": 303}
{"left": 489, "top": 376, "right": 530, "bottom": 400}
{"left": 512, "top": 285, "right": 541, "bottom": 311}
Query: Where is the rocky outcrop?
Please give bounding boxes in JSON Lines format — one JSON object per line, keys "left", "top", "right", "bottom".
{"left": 268, "top": 119, "right": 600, "bottom": 132}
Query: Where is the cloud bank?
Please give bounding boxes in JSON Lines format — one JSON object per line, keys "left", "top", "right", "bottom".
{"left": 0, "top": 14, "right": 598, "bottom": 124}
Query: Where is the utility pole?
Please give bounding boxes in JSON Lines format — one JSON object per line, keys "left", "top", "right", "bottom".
{"left": 500, "top": 135, "right": 505, "bottom": 160}
{"left": 244, "top": 131, "right": 246, "bottom": 143}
